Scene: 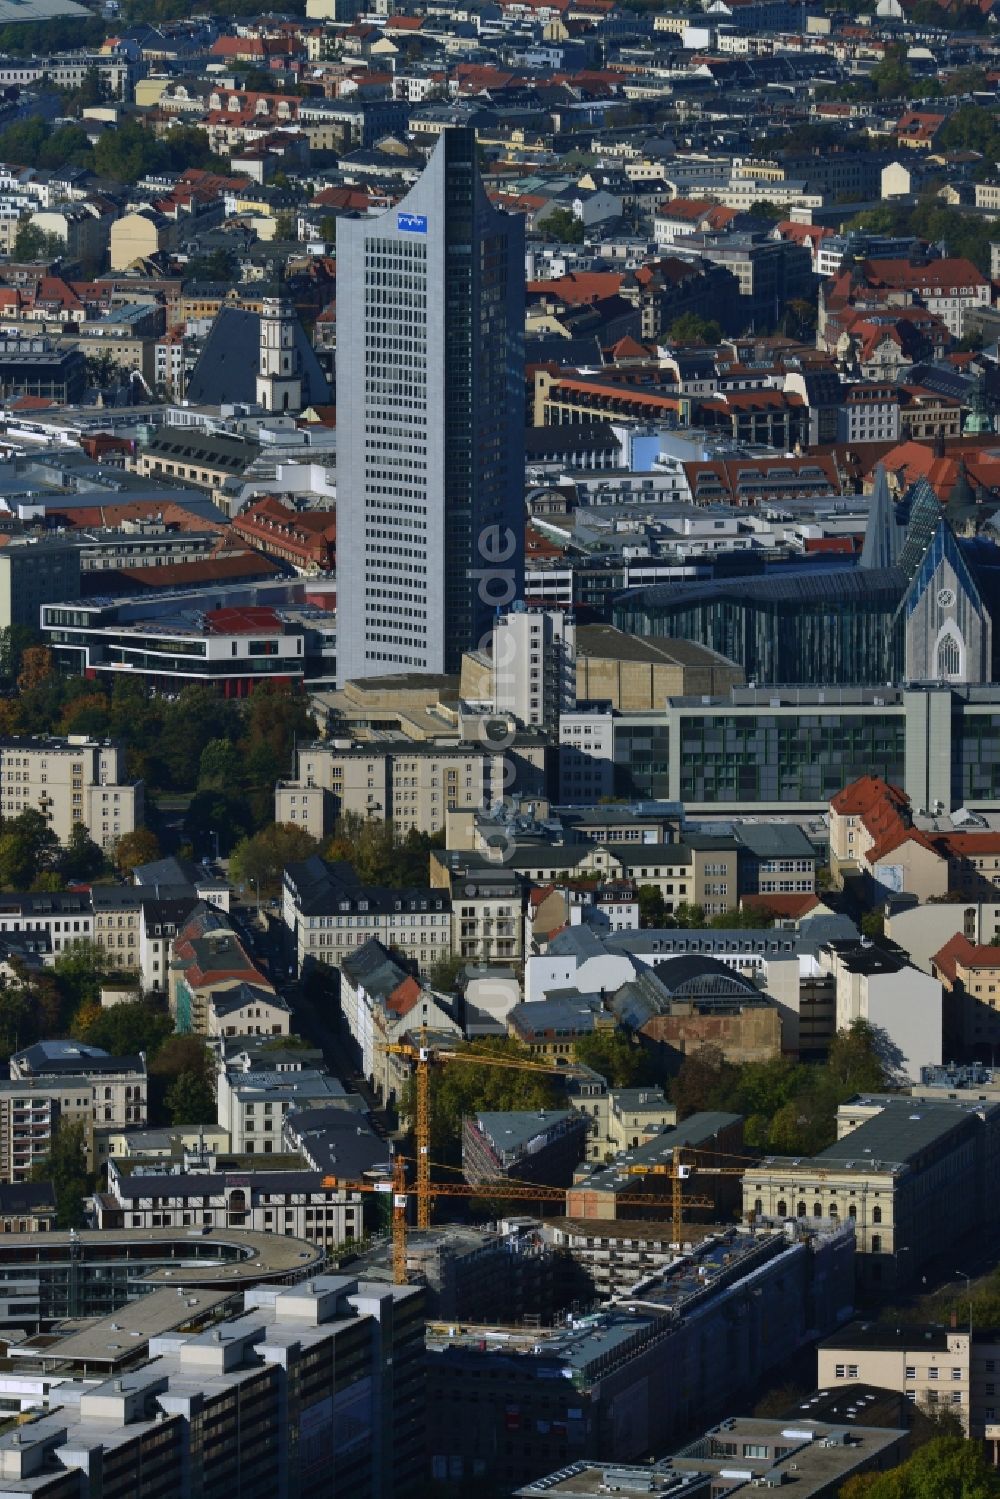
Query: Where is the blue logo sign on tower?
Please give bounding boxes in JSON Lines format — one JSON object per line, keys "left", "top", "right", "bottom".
{"left": 397, "top": 212, "right": 428, "bottom": 234}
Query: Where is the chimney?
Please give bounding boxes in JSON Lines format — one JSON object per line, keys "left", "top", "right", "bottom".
{"left": 950, "top": 1309, "right": 958, "bottom": 1330}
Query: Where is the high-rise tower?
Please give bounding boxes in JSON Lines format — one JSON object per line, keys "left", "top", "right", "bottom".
{"left": 336, "top": 127, "right": 525, "bottom": 684}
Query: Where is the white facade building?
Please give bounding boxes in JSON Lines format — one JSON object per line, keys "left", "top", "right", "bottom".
{"left": 492, "top": 604, "right": 576, "bottom": 731}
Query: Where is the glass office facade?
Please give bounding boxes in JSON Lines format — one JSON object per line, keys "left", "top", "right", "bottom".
{"left": 954, "top": 708, "right": 1000, "bottom": 804}
{"left": 674, "top": 710, "right": 907, "bottom": 804}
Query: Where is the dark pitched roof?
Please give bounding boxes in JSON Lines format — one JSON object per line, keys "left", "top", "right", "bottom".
{"left": 185, "top": 306, "right": 332, "bottom": 407}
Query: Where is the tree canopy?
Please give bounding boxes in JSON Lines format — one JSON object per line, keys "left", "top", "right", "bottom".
{"left": 30, "top": 1119, "right": 91, "bottom": 1229}
{"left": 402, "top": 1037, "right": 562, "bottom": 1161}
{"left": 671, "top": 1020, "right": 894, "bottom": 1155}
{"left": 322, "top": 814, "right": 445, "bottom": 888}
{"left": 840, "top": 1436, "right": 1000, "bottom": 1499}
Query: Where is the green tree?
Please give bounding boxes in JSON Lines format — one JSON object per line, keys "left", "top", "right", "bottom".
{"left": 539, "top": 206, "right": 585, "bottom": 243}
{"left": 637, "top": 884, "right": 666, "bottom": 927}
{"left": 229, "top": 823, "right": 320, "bottom": 895}
{"left": 114, "top": 827, "right": 161, "bottom": 877}
{"left": 183, "top": 790, "right": 254, "bottom": 857}
{"left": 0, "top": 624, "right": 39, "bottom": 684}
{"left": 92, "top": 118, "right": 166, "bottom": 183}
{"left": 839, "top": 1435, "right": 1000, "bottom": 1499}
{"left": 272, "top": 210, "right": 297, "bottom": 241}
{"left": 166, "top": 1069, "right": 216, "bottom": 1125}
{"left": 574, "top": 1028, "right": 654, "bottom": 1086}
{"left": 936, "top": 103, "right": 1000, "bottom": 156}
{"left": 51, "top": 939, "right": 116, "bottom": 1017}
{"left": 668, "top": 312, "right": 721, "bottom": 345}
{"left": 406, "top": 1037, "right": 561, "bottom": 1161}
{"left": 671, "top": 1043, "right": 739, "bottom": 1118}
{"left": 748, "top": 199, "right": 784, "bottom": 221}
{"left": 13, "top": 222, "right": 63, "bottom": 261}
{"left": 0, "top": 978, "right": 34, "bottom": 1061}
{"left": 30, "top": 1119, "right": 91, "bottom": 1229}
{"left": 198, "top": 738, "right": 244, "bottom": 790}
{"left": 869, "top": 45, "right": 914, "bottom": 100}
{"left": 72, "top": 997, "right": 173, "bottom": 1058}
{"left": 61, "top": 822, "right": 105, "bottom": 883}
{"left": 427, "top": 953, "right": 466, "bottom": 994}
{"left": 0, "top": 808, "right": 59, "bottom": 889}
{"left": 161, "top": 124, "right": 225, "bottom": 173}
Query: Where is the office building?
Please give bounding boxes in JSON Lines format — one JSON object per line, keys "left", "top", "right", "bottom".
{"left": 593, "top": 684, "right": 1000, "bottom": 815}
{"left": 0, "top": 1275, "right": 425, "bottom": 1499}
{"left": 0, "top": 1042, "right": 147, "bottom": 1181}
{"left": 0, "top": 1225, "right": 326, "bottom": 1330}
{"left": 0, "top": 338, "right": 86, "bottom": 405}
{"left": 426, "top": 1222, "right": 854, "bottom": 1490}
{"left": 743, "top": 1094, "right": 1000, "bottom": 1291}
{"left": 336, "top": 125, "right": 525, "bottom": 682}
{"left": 815, "top": 1321, "right": 1000, "bottom": 1439}
{"left": 0, "top": 536, "right": 81, "bottom": 632}
{"left": 515, "top": 1413, "right": 908, "bottom": 1499}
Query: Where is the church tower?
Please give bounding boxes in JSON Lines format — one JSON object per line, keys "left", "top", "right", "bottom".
{"left": 256, "top": 295, "right": 302, "bottom": 413}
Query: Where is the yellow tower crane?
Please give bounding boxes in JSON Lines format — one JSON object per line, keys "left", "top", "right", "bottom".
{"left": 624, "top": 1147, "right": 748, "bottom": 1243}
{"left": 322, "top": 1158, "right": 721, "bottom": 1286}
{"left": 380, "top": 1030, "right": 572, "bottom": 1229}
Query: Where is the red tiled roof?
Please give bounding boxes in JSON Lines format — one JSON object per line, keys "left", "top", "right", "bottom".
{"left": 204, "top": 605, "right": 282, "bottom": 635}
{"left": 934, "top": 831, "right": 1000, "bottom": 858}
{"left": 526, "top": 269, "right": 623, "bottom": 305}
{"left": 386, "top": 976, "right": 422, "bottom": 1016}
{"left": 655, "top": 197, "right": 716, "bottom": 222}
{"left": 931, "top": 931, "right": 1000, "bottom": 983}
{"left": 741, "top": 893, "right": 821, "bottom": 918}
{"left": 863, "top": 256, "right": 988, "bottom": 292}
{"left": 116, "top": 551, "right": 283, "bottom": 589}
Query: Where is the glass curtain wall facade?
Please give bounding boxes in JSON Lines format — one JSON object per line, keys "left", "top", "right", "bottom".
{"left": 613, "top": 569, "right": 904, "bottom": 687}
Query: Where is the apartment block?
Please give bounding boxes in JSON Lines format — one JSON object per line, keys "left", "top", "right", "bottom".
{"left": 490, "top": 605, "right": 576, "bottom": 731}
{"left": 95, "top": 1152, "right": 383, "bottom": 1248}
{"left": 169, "top": 904, "right": 281, "bottom": 1036}
{"left": 339, "top": 939, "right": 460, "bottom": 1102}
{"left": 0, "top": 1058, "right": 147, "bottom": 1182}
{"left": 282, "top": 856, "right": 452, "bottom": 977}
{"left": 0, "top": 735, "right": 142, "bottom": 848}
{"left": 216, "top": 1058, "right": 366, "bottom": 1156}
{"left": 276, "top": 733, "right": 548, "bottom": 839}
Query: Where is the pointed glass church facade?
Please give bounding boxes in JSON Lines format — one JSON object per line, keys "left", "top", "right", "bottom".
{"left": 614, "top": 468, "right": 1000, "bottom": 690}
